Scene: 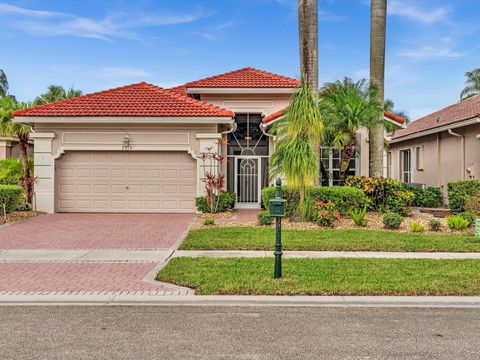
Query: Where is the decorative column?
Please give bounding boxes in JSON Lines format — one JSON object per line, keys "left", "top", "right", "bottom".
{"left": 30, "top": 133, "right": 56, "bottom": 213}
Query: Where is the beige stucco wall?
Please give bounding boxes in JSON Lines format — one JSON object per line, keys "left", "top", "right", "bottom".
{"left": 389, "top": 122, "right": 480, "bottom": 197}
{"left": 200, "top": 94, "right": 291, "bottom": 116}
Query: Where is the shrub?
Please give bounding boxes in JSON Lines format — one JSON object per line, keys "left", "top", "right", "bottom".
{"left": 458, "top": 212, "right": 476, "bottom": 227}
{"left": 257, "top": 211, "right": 274, "bottom": 226}
{"left": 349, "top": 206, "right": 368, "bottom": 227}
{"left": 382, "top": 212, "right": 403, "bottom": 230}
{"left": 403, "top": 184, "right": 443, "bottom": 208}
{"left": 429, "top": 219, "right": 441, "bottom": 232}
{"left": 409, "top": 222, "right": 425, "bottom": 233}
{"left": 346, "top": 176, "right": 414, "bottom": 216}
{"left": 0, "top": 185, "right": 24, "bottom": 213}
{"left": 261, "top": 185, "right": 367, "bottom": 217}
{"left": 0, "top": 158, "right": 34, "bottom": 185}
{"left": 464, "top": 190, "right": 480, "bottom": 216}
{"left": 195, "top": 192, "right": 236, "bottom": 213}
{"left": 446, "top": 215, "right": 470, "bottom": 230}
{"left": 447, "top": 180, "right": 480, "bottom": 212}
{"left": 312, "top": 201, "right": 340, "bottom": 227}
{"left": 203, "top": 217, "right": 215, "bottom": 226}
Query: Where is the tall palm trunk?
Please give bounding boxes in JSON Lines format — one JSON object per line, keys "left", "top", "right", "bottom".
{"left": 298, "top": 0, "right": 320, "bottom": 184}
{"left": 339, "top": 136, "right": 357, "bottom": 184}
{"left": 368, "top": 0, "right": 387, "bottom": 177}
{"left": 18, "top": 137, "right": 32, "bottom": 204}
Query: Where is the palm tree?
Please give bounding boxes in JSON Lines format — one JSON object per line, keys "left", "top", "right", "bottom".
{"left": 0, "top": 97, "right": 34, "bottom": 203}
{"left": 34, "top": 85, "right": 82, "bottom": 105}
{"left": 0, "top": 69, "right": 8, "bottom": 98}
{"left": 368, "top": 0, "right": 387, "bottom": 178}
{"left": 320, "top": 78, "right": 382, "bottom": 183}
{"left": 298, "top": 0, "right": 318, "bottom": 91}
{"left": 460, "top": 68, "right": 480, "bottom": 100}
{"left": 271, "top": 79, "right": 323, "bottom": 219}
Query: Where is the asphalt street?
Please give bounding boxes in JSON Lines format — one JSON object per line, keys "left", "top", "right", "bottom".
{"left": 1, "top": 306, "right": 479, "bottom": 359}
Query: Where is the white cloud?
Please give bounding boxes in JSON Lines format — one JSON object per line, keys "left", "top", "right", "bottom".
{"left": 87, "top": 67, "right": 150, "bottom": 78}
{"left": 0, "top": 3, "right": 208, "bottom": 40}
{"left": 398, "top": 45, "right": 468, "bottom": 61}
{"left": 388, "top": 1, "right": 449, "bottom": 25}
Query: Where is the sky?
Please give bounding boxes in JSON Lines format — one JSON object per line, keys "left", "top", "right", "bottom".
{"left": 0, "top": 0, "right": 479, "bottom": 120}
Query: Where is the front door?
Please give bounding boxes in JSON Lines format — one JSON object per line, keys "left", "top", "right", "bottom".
{"left": 227, "top": 114, "right": 269, "bottom": 208}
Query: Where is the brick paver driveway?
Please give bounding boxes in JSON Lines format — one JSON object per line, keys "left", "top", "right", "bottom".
{"left": 0, "top": 213, "right": 194, "bottom": 249}
{"left": 0, "top": 213, "right": 195, "bottom": 294}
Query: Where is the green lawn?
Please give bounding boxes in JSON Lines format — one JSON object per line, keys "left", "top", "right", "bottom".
{"left": 180, "top": 227, "right": 480, "bottom": 252}
{"left": 157, "top": 257, "right": 480, "bottom": 295}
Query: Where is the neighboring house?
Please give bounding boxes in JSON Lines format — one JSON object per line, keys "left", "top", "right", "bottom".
{"left": 0, "top": 137, "right": 33, "bottom": 160}
{"left": 389, "top": 94, "right": 480, "bottom": 196}
{"left": 13, "top": 67, "right": 404, "bottom": 214}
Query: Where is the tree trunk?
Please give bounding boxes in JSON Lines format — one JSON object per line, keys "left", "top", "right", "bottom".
{"left": 369, "top": 0, "right": 387, "bottom": 178}
{"left": 339, "top": 136, "right": 357, "bottom": 184}
{"left": 18, "top": 138, "right": 32, "bottom": 204}
{"left": 298, "top": 0, "right": 320, "bottom": 184}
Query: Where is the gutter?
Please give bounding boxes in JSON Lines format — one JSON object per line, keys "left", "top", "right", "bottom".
{"left": 448, "top": 128, "right": 465, "bottom": 180}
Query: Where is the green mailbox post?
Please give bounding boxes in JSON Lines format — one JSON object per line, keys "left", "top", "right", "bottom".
{"left": 269, "top": 178, "right": 286, "bottom": 279}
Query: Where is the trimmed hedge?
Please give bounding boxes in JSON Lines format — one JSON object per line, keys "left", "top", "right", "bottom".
{"left": 0, "top": 185, "right": 24, "bottom": 213}
{"left": 261, "top": 185, "right": 368, "bottom": 216}
{"left": 447, "top": 180, "right": 480, "bottom": 212}
{"left": 195, "top": 192, "right": 236, "bottom": 213}
{"left": 402, "top": 184, "right": 443, "bottom": 208}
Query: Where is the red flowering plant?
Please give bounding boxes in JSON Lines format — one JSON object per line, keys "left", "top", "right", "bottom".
{"left": 313, "top": 200, "right": 340, "bottom": 227}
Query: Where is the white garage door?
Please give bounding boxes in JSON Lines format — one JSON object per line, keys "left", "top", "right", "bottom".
{"left": 57, "top": 151, "right": 196, "bottom": 213}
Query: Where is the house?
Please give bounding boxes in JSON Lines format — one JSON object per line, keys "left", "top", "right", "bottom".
{"left": 388, "top": 94, "right": 480, "bottom": 196}
{"left": 0, "top": 137, "right": 33, "bottom": 160}
{"left": 13, "top": 67, "right": 404, "bottom": 214}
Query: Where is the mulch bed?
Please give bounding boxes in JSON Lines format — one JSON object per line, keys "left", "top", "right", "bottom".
{"left": 0, "top": 211, "right": 44, "bottom": 226}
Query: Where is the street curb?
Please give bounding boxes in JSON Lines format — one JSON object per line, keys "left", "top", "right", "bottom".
{"left": 1, "top": 295, "right": 480, "bottom": 307}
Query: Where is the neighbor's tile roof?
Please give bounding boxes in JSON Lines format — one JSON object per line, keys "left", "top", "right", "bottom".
{"left": 13, "top": 82, "right": 234, "bottom": 118}
{"left": 262, "top": 108, "right": 406, "bottom": 125}
{"left": 392, "top": 94, "right": 480, "bottom": 140}
{"left": 171, "top": 67, "right": 300, "bottom": 91}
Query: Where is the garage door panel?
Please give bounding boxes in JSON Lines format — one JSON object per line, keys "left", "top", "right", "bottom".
{"left": 57, "top": 151, "right": 196, "bottom": 213}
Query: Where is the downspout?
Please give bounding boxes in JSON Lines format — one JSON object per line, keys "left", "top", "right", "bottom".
{"left": 448, "top": 128, "right": 465, "bottom": 180}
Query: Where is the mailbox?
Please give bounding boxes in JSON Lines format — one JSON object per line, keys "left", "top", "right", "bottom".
{"left": 269, "top": 198, "right": 286, "bottom": 217}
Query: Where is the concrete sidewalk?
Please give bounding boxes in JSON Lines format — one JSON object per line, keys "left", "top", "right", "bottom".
{"left": 174, "top": 250, "right": 480, "bottom": 259}
{"left": 1, "top": 293, "right": 480, "bottom": 307}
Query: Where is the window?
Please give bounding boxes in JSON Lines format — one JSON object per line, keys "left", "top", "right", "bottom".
{"left": 400, "top": 149, "right": 412, "bottom": 183}
{"left": 415, "top": 146, "right": 423, "bottom": 171}
{"left": 320, "top": 147, "right": 357, "bottom": 186}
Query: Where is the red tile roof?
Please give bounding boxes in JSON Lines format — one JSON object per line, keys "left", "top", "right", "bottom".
{"left": 172, "top": 67, "right": 300, "bottom": 90}
{"left": 262, "top": 109, "right": 406, "bottom": 125}
{"left": 13, "top": 82, "right": 234, "bottom": 118}
{"left": 392, "top": 94, "right": 480, "bottom": 140}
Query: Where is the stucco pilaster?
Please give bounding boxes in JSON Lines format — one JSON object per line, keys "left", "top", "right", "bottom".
{"left": 31, "top": 133, "right": 56, "bottom": 213}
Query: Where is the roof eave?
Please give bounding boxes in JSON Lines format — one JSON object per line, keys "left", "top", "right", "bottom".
{"left": 13, "top": 116, "right": 234, "bottom": 125}
{"left": 389, "top": 117, "right": 480, "bottom": 144}
{"left": 185, "top": 88, "right": 295, "bottom": 94}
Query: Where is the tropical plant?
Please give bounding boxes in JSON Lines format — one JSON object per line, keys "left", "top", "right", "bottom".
{"left": 464, "top": 190, "right": 480, "bottom": 216}
{"left": 313, "top": 200, "right": 340, "bottom": 227}
{"left": 0, "top": 158, "right": 33, "bottom": 185}
{"left": 257, "top": 210, "right": 274, "bottom": 226}
{"left": 409, "top": 222, "right": 425, "bottom": 233}
{"left": 203, "top": 217, "right": 215, "bottom": 226}
{"left": 446, "top": 215, "right": 470, "bottom": 230}
{"left": 383, "top": 212, "right": 403, "bottom": 230}
{"left": 458, "top": 212, "right": 476, "bottom": 227}
{"left": 460, "top": 68, "right": 480, "bottom": 100}
{"left": 368, "top": 0, "right": 387, "bottom": 177}
{"left": 350, "top": 206, "right": 368, "bottom": 227}
{"left": 320, "top": 78, "right": 382, "bottom": 183}
{"left": 0, "top": 97, "right": 34, "bottom": 203}
{"left": 270, "top": 80, "right": 323, "bottom": 219}
{"left": 447, "top": 180, "right": 480, "bottom": 212}
{"left": 34, "top": 85, "right": 82, "bottom": 105}
{"left": 429, "top": 219, "right": 441, "bottom": 232}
